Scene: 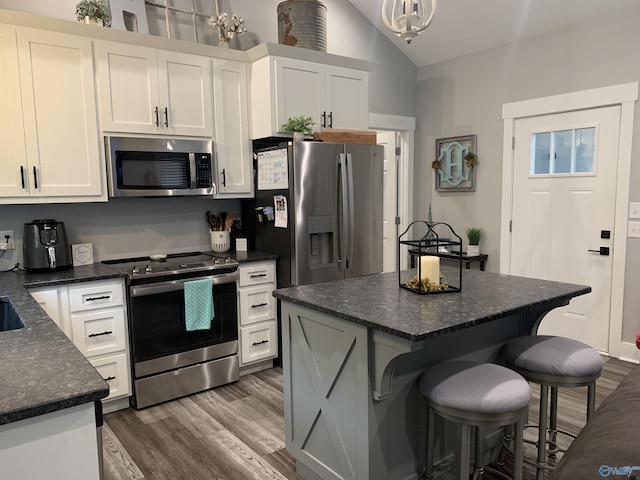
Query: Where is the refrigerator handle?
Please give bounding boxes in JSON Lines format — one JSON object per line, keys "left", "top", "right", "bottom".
{"left": 345, "top": 153, "right": 355, "bottom": 268}
{"left": 338, "top": 153, "right": 349, "bottom": 270}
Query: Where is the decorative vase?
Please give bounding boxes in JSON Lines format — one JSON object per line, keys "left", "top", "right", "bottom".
{"left": 218, "top": 38, "right": 230, "bottom": 48}
{"left": 84, "top": 16, "right": 101, "bottom": 25}
{"left": 277, "top": 0, "right": 327, "bottom": 52}
{"left": 293, "top": 132, "right": 305, "bottom": 141}
{"left": 467, "top": 245, "right": 480, "bottom": 256}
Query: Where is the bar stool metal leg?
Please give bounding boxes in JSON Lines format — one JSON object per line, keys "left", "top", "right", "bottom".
{"left": 548, "top": 387, "right": 558, "bottom": 459}
{"left": 587, "top": 381, "right": 596, "bottom": 420}
{"left": 460, "top": 424, "right": 471, "bottom": 480}
{"left": 536, "top": 384, "right": 549, "bottom": 480}
{"left": 472, "top": 427, "right": 484, "bottom": 480}
{"left": 514, "top": 416, "right": 524, "bottom": 480}
{"left": 424, "top": 407, "right": 435, "bottom": 480}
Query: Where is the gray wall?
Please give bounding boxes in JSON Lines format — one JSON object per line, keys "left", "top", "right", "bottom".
{"left": 415, "top": 11, "right": 640, "bottom": 341}
{"left": 0, "top": 0, "right": 416, "bottom": 269}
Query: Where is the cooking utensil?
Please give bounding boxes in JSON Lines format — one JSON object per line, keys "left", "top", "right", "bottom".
{"left": 224, "top": 213, "right": 235, "bottom": 231}
{"left": 206, "top": 211, "right": 219, "bottom": 231}
{"left": 220, "top": 212, "right": 227, "bottom": 230}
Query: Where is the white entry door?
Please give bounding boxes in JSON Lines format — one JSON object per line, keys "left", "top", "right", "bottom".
{"left": 510, "top": 106, "right": 621, "bottom": 352}
{"left": 379, "top": 131, "right": 398, "bottom": 272}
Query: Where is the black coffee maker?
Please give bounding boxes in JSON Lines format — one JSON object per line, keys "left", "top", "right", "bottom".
{"left": 23, "top": 219, "right": 72, "bottom": 271}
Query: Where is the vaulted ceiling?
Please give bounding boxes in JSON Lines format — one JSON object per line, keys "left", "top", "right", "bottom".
{"left": 348, "top": 0, "right": 640, "bottom": 68}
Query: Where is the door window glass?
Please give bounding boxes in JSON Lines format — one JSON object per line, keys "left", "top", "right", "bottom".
{"left": 530, "top": 127, "right": 595, "bottom": 175}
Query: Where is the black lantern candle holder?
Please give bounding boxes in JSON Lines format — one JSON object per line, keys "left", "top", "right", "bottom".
{"left": 398, "top": 221, "right": 462, "bottom": 294}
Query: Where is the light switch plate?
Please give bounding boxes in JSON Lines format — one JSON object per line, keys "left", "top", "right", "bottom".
{"left": 630, "top": 202, "right": 640, "bottom": 219}
{"left": 628, "top": 222, "right": 640, "bottom": 238}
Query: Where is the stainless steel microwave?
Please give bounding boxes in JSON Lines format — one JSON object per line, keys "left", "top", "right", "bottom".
{"left": 105, "top": 136, "right": 214, "bottom": 198}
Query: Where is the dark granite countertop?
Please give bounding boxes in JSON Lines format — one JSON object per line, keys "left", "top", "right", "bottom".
{"left": 0, "top": 250, "right": 276, "bottom": 426}
{"left": 273, "top": 268, "right": 591, "bottom": 341}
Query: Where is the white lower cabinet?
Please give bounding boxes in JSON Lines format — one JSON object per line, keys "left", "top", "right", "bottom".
{"left": 90, "top": 353, "right": 130, "bottom": 400}
{"left": 29, "top": 279, "right": 131, "bottom": 408}
{"left": 238, "top": 261, "right": 278, "bottom": 367}
{"left": 240, "top": 322, "right": 277, "bottom": 365}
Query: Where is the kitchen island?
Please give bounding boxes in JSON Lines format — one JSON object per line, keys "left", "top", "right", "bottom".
{"left": 273, "top": 268, "right": 591, "bottom": 480}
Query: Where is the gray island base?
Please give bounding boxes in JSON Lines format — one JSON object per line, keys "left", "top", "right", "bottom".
{"left": 273, "top": 269, "right": 591, "bottom": 480}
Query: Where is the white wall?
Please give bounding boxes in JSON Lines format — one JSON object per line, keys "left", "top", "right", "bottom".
{"left": 416, "top": 11, "right": 640, "bottom": 342}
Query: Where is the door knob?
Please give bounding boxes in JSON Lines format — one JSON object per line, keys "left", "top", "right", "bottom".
{"left": 588, "top": 247, "right": 610, "bottom": 256}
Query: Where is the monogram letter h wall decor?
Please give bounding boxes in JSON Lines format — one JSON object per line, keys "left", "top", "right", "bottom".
{"left": 433, "top": 135, "right": 477, "bottom": 192}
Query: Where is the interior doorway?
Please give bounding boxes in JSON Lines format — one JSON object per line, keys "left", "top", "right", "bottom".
{"left": 369, "top": 113, "right": 416, "bottom": 273}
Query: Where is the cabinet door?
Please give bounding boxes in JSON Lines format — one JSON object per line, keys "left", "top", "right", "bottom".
{"left": 212, "top": 59, "right": 252, "bottom": 197}
{"left": 275, "top": 57, "right": 324, "bottom": 133}
{"left": 0, "top": 27, "right": 28, "bottom": 198}
{"left": 16, "top": 28, "right": 103, "bottom": 199}
{"left": 95, "top": 41, "right": 160, "bottom": 134}
{"left": 29, "top": 287, "right": 70, "bottom": 338}
{"left": 325, "top": 66, "right": 369, "bottom": 130}
{"left": 159, "top": 51, "right": 213, "bottom": 137}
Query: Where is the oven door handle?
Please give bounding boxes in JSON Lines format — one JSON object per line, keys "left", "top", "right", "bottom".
{"left": 130, "top": 271, "right": 238, "bottom": 297}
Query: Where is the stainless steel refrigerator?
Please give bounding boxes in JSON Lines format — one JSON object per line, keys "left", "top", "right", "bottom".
{"left": 244, "top": 140, "right": 383, "bottom": 289}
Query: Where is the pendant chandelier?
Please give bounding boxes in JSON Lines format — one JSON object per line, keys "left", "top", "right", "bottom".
{"left": 381, "top": 0, "right": 437, "bottom": 44}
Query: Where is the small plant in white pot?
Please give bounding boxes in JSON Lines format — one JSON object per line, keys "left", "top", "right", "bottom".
{"left": 466, "top": 227, "right": 483, "bottom": 256}
{"left": 76, "top": 0, "right": 111, "bottom": 25}
{"left": 281, "top": 115, "right": 315, "bottom": 140}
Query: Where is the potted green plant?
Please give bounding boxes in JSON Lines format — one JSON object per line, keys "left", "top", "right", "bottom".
{"left": 281, "top": 115, "right": 316, "bottom": 140}
{"left": 466, "top": 227, "right": 483, "bottom": 256}
{"left": 75, "top": 0, "right": 111, "bottom": 26}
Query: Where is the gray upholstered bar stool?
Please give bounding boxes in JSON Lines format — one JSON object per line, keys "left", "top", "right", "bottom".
{"left": 419, "top": 360, "right": 531, "bottom": 480}
{"left": 500, "top": 335, "right": 603, "bottom": 480}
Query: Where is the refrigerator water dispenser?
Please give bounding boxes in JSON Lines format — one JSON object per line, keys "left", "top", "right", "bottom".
{"left": 308, "top": 216, "right": 334, "bottom": 266}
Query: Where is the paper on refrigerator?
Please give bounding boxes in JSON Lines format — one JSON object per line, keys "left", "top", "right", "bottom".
{"left": 274, "top": 195, "right": 288, "bottom": 228}
{"left": 257, "top": 148, "right": 288, "bottom": 190}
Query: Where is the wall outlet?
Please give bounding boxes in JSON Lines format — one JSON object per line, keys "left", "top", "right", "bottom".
{"left": 630, "top": 202, "right": 640, "bottom": 219}
{"left": 0, "top": 230, "right": 14, "bottom": 250}
{"left": 628, "top": 222, "right": 640, "bottom": 238}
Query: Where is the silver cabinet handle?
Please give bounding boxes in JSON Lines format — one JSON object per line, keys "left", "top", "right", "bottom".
{"left": 164, "top": 107, "right": 169, "bottom": 127}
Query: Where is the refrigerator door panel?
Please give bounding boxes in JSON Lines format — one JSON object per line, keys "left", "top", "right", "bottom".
{"left": 292, "top": 141, "right": 345, "bottom": 286}
{"left": 345, "top": 143, "right": 384, "bottom": 278}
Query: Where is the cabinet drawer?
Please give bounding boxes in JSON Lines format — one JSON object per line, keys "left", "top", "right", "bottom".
{"left": 239, "top": 284, "right": 276, "bottom": 326}
{"left": 71, "top": 308, "right": 126, "bottom": 358}
{"left": 91, "top": 353, "right": 131, "bottom": 400}
{"left": 239, "top": 262, "right": 275, "bottom": 286}
{"left": 240, "top": 322, "right": 277, "bottom": 365}
{"left": 68, "top": 281, "right": 124, "bottom": 312}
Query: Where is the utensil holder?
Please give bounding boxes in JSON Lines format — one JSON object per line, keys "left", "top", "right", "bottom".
{"left": 210, "top": 230, "right": 231, "bottom": 253}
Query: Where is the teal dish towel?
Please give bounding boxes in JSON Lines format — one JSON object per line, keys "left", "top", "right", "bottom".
{"left": 184, "top": 278, "right": 214, "bottom": 331}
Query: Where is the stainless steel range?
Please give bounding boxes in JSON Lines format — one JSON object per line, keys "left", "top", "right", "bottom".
{"left": 102, "top": 252, "right": 239, "bottom": 409}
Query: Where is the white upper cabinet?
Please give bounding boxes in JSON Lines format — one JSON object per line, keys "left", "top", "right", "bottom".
{"left": 95, "top": 42, "right": 213, "bottom": 137}
{"left": 212, "top": 59, "right": 253, "bottom": 197}
{"left": 251, "top": 55, "right": 370, "bottom": 139}
{"left": 0, "top": 27, "right": 104, "bottom": 203}
{"left": 0, "top": 26, "right": 27, "bottom": 199}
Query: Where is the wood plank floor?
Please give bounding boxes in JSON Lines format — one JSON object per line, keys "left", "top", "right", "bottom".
{"left": 104, "top": 357, "right": 636, "bottom": 480}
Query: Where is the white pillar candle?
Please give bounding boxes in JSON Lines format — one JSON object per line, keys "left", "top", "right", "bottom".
{"left": 420, "top": 256, "right": 440, "bottom": 284}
